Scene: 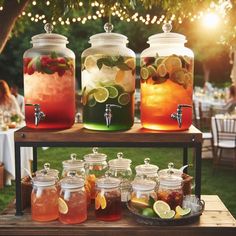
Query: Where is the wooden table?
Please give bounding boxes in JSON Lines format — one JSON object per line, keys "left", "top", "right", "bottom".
{"left": 14, "top": 124, "right": 202, "bottom": 215}
{"left": 0, "top": 195, "right": 235, "bottom": 236}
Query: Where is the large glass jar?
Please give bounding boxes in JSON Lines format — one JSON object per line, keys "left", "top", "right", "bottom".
{"left": 31, "top": 175, "right": 58, "bottom": 222}
{"left": 81, "top": 23, "right": 136, "bottom": 131}
{"left": 23, "top": 23, "right": 75, "bottom": 129}
{"left": 83, "top": 147, "right": 108, "bottom": 199}
{"left": 59, "top": 172, "right": 87, "bottom": 224}
{"left": 140, "top": 23, "right": 194, "bottom": 131}
{"left": 95, "top": 174, "right": 121, "bottom": 221}
{"left": 108, "top": 152, "right": 132, "bottom": 202}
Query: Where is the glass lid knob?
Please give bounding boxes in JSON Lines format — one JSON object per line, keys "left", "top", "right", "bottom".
{"left": 70, "top": 153, "right": 77, "bottom": 161}
{"left": 167, "top": 162, "right": 174, "bottom": 175}
{"left": 92, "top": 147, "right": 98, "bottom": 153}
{"left": 44, "top": 162, "right": 50, "bottom": 170}
{"left": 67, "top": 170, "right": 77, "bottom": 177}
{"left": 162, "top": 22, "right": 172, "bottom": 33}
{"left": 104, "top": 22, "right": 114, "bottom": 33}
{"left": 117, "top": 152, "right": 124, "bottom": 159}
{"left": 144, "top": 158, "right": 150, "bottom": 165}
{"left": 44, "top": 23, "right": 54, "bottom": 34}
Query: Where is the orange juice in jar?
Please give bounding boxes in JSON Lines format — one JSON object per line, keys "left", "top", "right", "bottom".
{"left": 31, "top": 175, "right": 58, "bottom": 222}
{"left": 140, "top": 23, "right": 194, "bottom": 131}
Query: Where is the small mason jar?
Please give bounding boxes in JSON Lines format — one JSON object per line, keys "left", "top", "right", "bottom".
{"left": 135, "top": 158, "right": 159, "bottom": 190}
{"left": 95, "top": 173, "right": 121, "bottom": 221}
{"left": 59, "top": 172, "right": 87, "bottom": 224}
{"left": 108, "top": 152, "right": 132, "bottom": 202}
{"left": 31, "top": 175, "right": 58, "bottom": 222}
{"left": 83, "top": 147, "right": 108, "bottom": 199}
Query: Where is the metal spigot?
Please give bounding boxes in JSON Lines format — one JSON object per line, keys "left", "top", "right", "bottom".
{"left": 171, "top": 104, "right": 192, "bottom": 128}
{"left": 25, "top": 103, "right": 46, "bottom": 126}
{"left": 104, "top": 104, "right": 121, "bottom": 128}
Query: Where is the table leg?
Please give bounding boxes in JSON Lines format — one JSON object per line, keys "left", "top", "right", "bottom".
{"left": 183, "top": 147, "right": 188, "bottom": 174}
{"left": 195, "top": 142, "right": 202, "bottom": 199}
{"left": 32, "top": 147, "right": 37, "bottom": 172}
{"left": 15, "top": 142, "right": 23, "bottom": 216}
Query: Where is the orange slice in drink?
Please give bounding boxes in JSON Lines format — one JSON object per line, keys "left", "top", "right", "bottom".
{"left": 95, "top": 193, "right": 102, "bottom": 210}
{"left": 131, "top": 197, "right": 149, "bottom": 209}
{"left": 100, "top": 195, "right": 107, "bottom": 209}
{"left": 125, "top": 58, "right": 135, "bottom": 70}
{"left": 58, "top": 197, "right": 68, "bottom": 214}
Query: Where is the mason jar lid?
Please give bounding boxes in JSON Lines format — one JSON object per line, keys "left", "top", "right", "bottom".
{"left": 32, "top": 175, "right": 56, "bottom": 187}
{"left": 108, "top": 152, "right": 132, "bottom": 170}
{"left": 31, "top": 23, "right": 68, "bottom": 45}
{"left": 159, "top": 175, "right": 182, "bottom": 188}
{"left": 62, "top": 153, "right": 84, "bottom": 169}
{"left": 131, "top": 178, "right": 156, "bottom": 191}
{"left": 148, "top": 23, "right": 186, "bottom": 44}
{"left": 158, "top": 162, "right": 182, "bottom": 177}
{"left": 60, "top": 171, "right": 85, "bottom": 189}
{"left": 96, "top": 173, "right": 120, "bottom": 189}
{"left": 89, "top": 22, "right": 128, "bottom": 45}
{"left": 35, "top": 163, "right": 59, "bottom": 178}
{"left": 135, "top": 158, "right": 159, "bottom": 176}
{"left": 83, "top": 147, "right": 107, "bottom": 163}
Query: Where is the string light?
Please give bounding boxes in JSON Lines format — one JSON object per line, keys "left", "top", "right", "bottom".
{"left": 0, "top": 6, "right": 3, "bottom": 11}
{"left": 32, "top": 1, "right": 37, "bottom": 6}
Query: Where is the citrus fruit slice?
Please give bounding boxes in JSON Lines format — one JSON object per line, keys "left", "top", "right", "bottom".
{"left": 95, "top": 192, "right": 102, "bottom": 210}
{"left": 84, "top": 55, "right": 97, "bottom": 72}
{"left": 140, "top": 67, "right": 149, "bottom": 80}
{"left": 153, "top": 200, "right": 171, "bottom": 216}
{"left": 183, "top": 55, "right": 191, "bottom": 64}
{"left": 163, "top": 56, "right": 182, "bottom": 74}
{"left": 142, "top": 208, "right": 156, "bottom": 217}
{"left": 157, "top": 64, "right": 167, "bottom": 77}
{"left": 100, "top": 195, "right": 107, "bottom": 209}
{"left": 125, "top": 58, "right": 135, "bottom": 70}
{"left": 58, "top": 197, "right": 68, "bottom": 214}
{"left": 105, "top": 86, "right": 119, "bottom": 98}
{"left": 155, "top": 57, "right": 163, "bottom": 67}
{"left": 131, "top": 197, "right": 149, "bottom": 209}
{"left": 88, "top": 96, "right": 96, "bottom": 107}
{"left": 147, "top": 65, "right": 157, "bottom": 76}
{"left": 115, "top": 70, "right": 125, "bottom": 83}
{"left": 118, "top": 92, "right": 130, "bottom": 105}
{"left": 175, "top": 206, "right": 191, "bottom": 216}
{"left": 93, "top": 87, "right": 109, "bottom": 103}
{"left": 158, "top": 210, "right": 175, "bottom": 219}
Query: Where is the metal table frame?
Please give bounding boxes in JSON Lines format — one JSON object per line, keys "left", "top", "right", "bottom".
{"left": 14, "top": 125, "right": 202, "bottom": 216}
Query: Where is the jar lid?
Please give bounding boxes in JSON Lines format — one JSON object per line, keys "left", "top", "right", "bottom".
{"left": 60, "top": 171, "right": 85, "bottom": 189}
{"left": 158, "top": 162, "right": 183, "bottom": 177}
{"left": 35, "top": 163, "right": 59, "bottom": 178}
{"left": 159, "top": 175, "right": 182, "bottom": 187}
{"left": 83, "top": 147, "right": 107, "bottom": 163}
{"left": 31, "top": 23, "right": 68, "bottom": 45}
{"left": 96, "top": 172, "right": 120, "bottom": 189}
{"left": 32, "top": 174, "right": 56, "bottom": 187}
{"left": 108, "top": 152, "right": 132, "bottom": 169}
{"left": 62, "top": 153, "right": 84, "bottom": 169}
{"left": 148, "top": 23, "right": 186, "bottom": 44}
{"left": 89, "top": 22, "right": 128, "bottom": 45}
{"left": 131, "top": 178, "right": 156, "bottom": 191}
{"left": 135, "top": 158, "right": 159, "bottom": 176}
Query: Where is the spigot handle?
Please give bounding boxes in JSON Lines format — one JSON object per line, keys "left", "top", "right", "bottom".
{"left": 171, "top": 104, "right": 192, "bottom": 128}
{"left": 25, "top": 103, "right": 45, "bottom": 126}
{"left": 104, "top": 104, "right": 122, "bottom": 128}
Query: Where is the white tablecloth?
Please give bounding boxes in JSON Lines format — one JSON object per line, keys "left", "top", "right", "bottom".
{"left": 0, "top": 128, "right": 33, "bottom": 185}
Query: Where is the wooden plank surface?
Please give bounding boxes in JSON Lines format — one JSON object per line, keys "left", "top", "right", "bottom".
{"left": 0, "top": 195, "right": 235, "bottom": 236}
{"left": 14, "top": 124, "right": 202, "bottom": 144}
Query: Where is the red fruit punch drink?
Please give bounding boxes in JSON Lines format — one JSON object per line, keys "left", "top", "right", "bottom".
{"left": 24, "top": 54, "right": 75, "bottom": 129}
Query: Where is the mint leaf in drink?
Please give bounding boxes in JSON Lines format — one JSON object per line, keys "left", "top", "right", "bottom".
{"left": 50, "top": 51, "right": 58, "bottom": 59}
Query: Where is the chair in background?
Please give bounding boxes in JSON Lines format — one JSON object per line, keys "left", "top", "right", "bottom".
{"left": 212, "top": 117, "right": 236, "bottom": 170}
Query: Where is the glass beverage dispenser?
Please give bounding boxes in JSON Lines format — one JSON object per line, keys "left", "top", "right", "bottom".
{"left": 23, "top": 23, "right": 75, "bottom": 129}
{"left": 81, "top": 23, "right": 136, "bottom": 131}
{"left": 140, "top": 23, "right": 194, "bottom": 131}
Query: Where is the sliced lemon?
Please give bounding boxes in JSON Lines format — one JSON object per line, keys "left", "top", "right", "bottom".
{"left": 163, "top": 56, "right": 182, "bottom": 74}
{"left": 93, "top": 87, "right": 109, "bottom": 103}
{"left": 157, "top": 63, "right": 167, "bottom": 77}
{"left": 147, "top": 65, "right": 157, "bottom": 76}
{"left": 104, "top": 86, "right": 119, "bottom": 98}
{"left": 118, "top": 92, "right": 130, "bottom": 105}
{"left": 153, "top": 200, "right": 171, "bottom": 216}
{"left": 58, "top": 197, "right": 68, "bottom": 214}
{"left": 100, "top": 195, "right": 107, "bottom": 209}
{"left": 131, "top": 197, "right": 149, "bottom": 209}
{"left": 115, "top": 70, "right": 125, "bottom": 83}
{"left": 175, "top": 205, "right": 191, "bottom": 216}
{"left": 140, "top": 67, "right": 149, "bottom": 80}
{"left": 158, "top": 210, "right": 175, "bottom": 219}
{"left": 125, "top": 58, "right": 135, "bottom": 70}
{"left": 84, "top": 55, "right": 97, "bottom": 72}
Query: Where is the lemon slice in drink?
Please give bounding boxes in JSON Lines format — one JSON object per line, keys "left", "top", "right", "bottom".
{"left": 140, "top": 67, "right": 149, "bottom": 80}
{"left": 105, "top": 86, "right": 119, "bottom": 98}
{"left": 153, "top": 200, "right": 170, "bottom": 216}
{"left": 163, "top": 56, "right": 182, "bottom": 74}
{"left": 157, "top": 64, "right": 167, "bottom": 77}
{"left": 118, "top": 92, "right": 130, "bottom": 105}
{"left": 158, "top": 210, "right": 175, "bottom": 219}
{"left": 58, "top": 197, "right": 68, "bottom": 214}
{"left": 147, "top": 65, "right": 156, "bottom": 76}
{"left": 175, "top": 205, "right": 191, "bottom": 216}
{"left": 84, "top": 55, "right": 97, "bottom": 72}
{"left": 93, "top": 87, "right": 109, "bottom": 103}
{"left": 131, "top": 197, "right": 149, "bottom": 209}
{"left": 125, "top": 58, "right": 135, "bottom": 70}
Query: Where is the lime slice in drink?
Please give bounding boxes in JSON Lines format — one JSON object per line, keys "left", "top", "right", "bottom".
{"left": 105, "top": 86, "right": 119, "bottom": 98}
{"left": 157, "top": 64, "right": 167, "bottom": 77}
{"left": 84, "top": 55, "right": 97, "bottom": 71}
{"left": 175, "top": 205, "right": 191, "bottom": 216}
{"left": 88, "top": 96, "right": 97, "bottom": 107}
{"left": 113, "top": 84, "right": 125, "bottom": 93}
{"left": 118, "top": 92, "right": 130, "bottom": 105}
{"left": 163, "top": 56, "right": 182, "bottom": 74}
{"left": 155, "top": 57, "right": 163, "bottom": 67}
{"left": 153, "top": 200, "right": 170, "bottom": 216}
{"left": 158, "top": 210, "right": 175, "bottom": 219}
{"left": 140, "top": 67, "right": 149, "bottom": 80}
{"left": 93, "top": 87, "right": 109, "bottom": 103}
{"left": 58, "top": 197, "right": 68, "bottom": 214}
{"left": 125, "top": 58, "right": 135, "bottom": 70}
{"left": 147, "top": 65, "right": 157, "bottom": 76}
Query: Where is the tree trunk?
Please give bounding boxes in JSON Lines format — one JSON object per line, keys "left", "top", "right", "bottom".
{"left": 202, "top": 62, "right": 210, "bottom": 83}
{"left": 0, "top": 0, "right": 30, "bottom": 53}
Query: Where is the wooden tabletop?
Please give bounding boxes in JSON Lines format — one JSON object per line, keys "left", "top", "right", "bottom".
{"left": 0, "top": 195, "right": 235, "bottom": 236}
{"left": 14, "top": 124, "right": 202, "bottom": 145}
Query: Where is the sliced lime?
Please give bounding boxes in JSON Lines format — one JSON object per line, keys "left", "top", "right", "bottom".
{"left": 163, "top": 56, "right": 182, "bottom": 74}
{"left": 140, "top": 67, "right": 149, "bottom": 80}
{"left": 88, "top": 96, "right": 97, "bottom": 107}
{"left": 105, "top": 86, "right": 119, "bottom": 98}
{"left": 142, "top": 208, "right": 156, "bottom": 217}
{"left": 147, "top": 65, "right": 157, "bottom": 76}
{"left": 113, "top": 84, "right": 125, "bottom": 93}
{"left": 153, "top": 200, "right": 171, "bottom": 216}
{"left": 93, "top": 87, "right": 109, "bottom": 103}
{"left": 157, "top": 64, "right": 167, "bottom": 77}
{"left": 175, "top": 206, "right": 191, "bottom": 216}
{"left": 155, "top": 57, "right": 163, "bottom": 67}
{"left": 158, "top": 210, "right": 175, "bottom": 219}
{"left": 118, "top": 92, "right": 130, "bottom": 105}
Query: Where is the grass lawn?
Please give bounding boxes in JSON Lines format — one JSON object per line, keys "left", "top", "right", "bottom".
{"left": 0, "top": 147, "right": 236, "bottom": 218}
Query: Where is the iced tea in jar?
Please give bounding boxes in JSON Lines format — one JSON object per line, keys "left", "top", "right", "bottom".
{"left": 23, "top": 23, "right": 75, "bottom": 129}
{"left": 59, "top": 172, "right": 87, "bottom": 224}
{"left": 31, "top": 175, "right": 58, "bottom": 221}
{"left": 140, "top": 23, "right": 194, "bottom": 131}
{"left": 81, "top": 23, "right": 135, "bottom": 131}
